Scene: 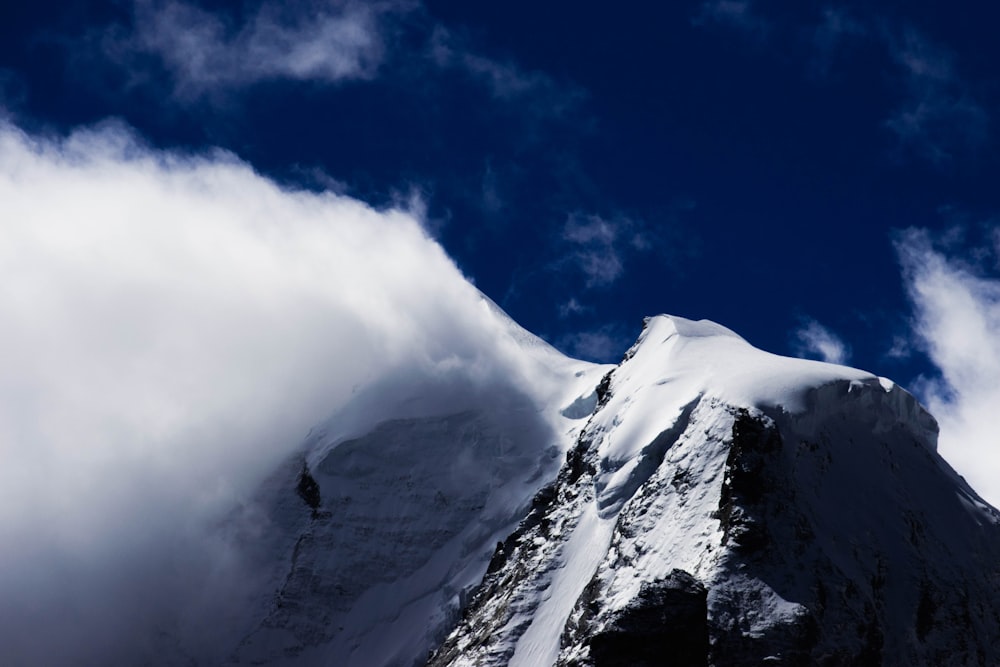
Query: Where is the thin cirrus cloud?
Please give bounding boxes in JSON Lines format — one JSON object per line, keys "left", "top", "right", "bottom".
{"left": 692, "top": 0, "right": 770, "bottom": 38}
{"left": 820, "top": 19, "right": 988, "bottom": 163}
{"left": 0, "top": 119, "right": 557, "bottom": 665}
{"left": 558, "top": 297, "right": 588, "bottom": 319}
{"left": 791, "top": 318, "right": 851, "bottom": 365}
{"left": 693, "top": 4, "right": 988, "bottom": 165}
{"left": 550, "top": 213, "right": 656, "bottom": 344}
{"left": 101, "top": 0, "right": 415, "bottom": 98}
{"left": 427, "top": 25, "right": 586, "bottom": 120}
{"left": 882, "top": 26, "right": 988, "bottom": 164}
{"left": 557, "top": 324, "right": 633, "bottom": 363}
{"left": 560, "top": 213, "right": 651, "bottom": 289}
{"left": 807, "top": 7, "right": 867, "bottom": 78}
{"left": 428, "top": 26, "right": 547, "bottom": 99}
{"left": 895, "top": 227, "right": 1000, "bottom": 509}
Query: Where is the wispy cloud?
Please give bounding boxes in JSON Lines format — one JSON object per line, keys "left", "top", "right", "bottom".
{"left": 542, "top": 202, "right": 697, "bottom": 323}
{"left": 693, "top": 3, "right": 988, "bottom": 165}
{"left": 91, "top": 0, "right": 586, "bottom": 127}
{"left": 560, "top": 213, "right": 650, "bottom": 288}
{"left": 895, "top": 226, "right": 1000, "bottom": 507}
{"left": 479, "top": 160, "right": 503, "bottom": 214}
{"left": 692, "top": 0, "right": 769, "bottom": 38}
{"left": 563, "top": 214, "right": 623, "bottom": 287}
{"left": 557, "top": 324, "right": 632, "bottom": 363}
{"left": 102, "top": 0, "right": 414, "bottom": 99}
{"left": 427, "top": 26, "right": 584, "bottom": 115}
{"left": 0, "top": 69, "right": 26, "bottom": 111}
{"left": 883, "top": 26, "right": 988, "bottom": 164}
{"left": 558, "top": 297, "right": 588, "bottom": 318}
{"left": 791, "top": 318, "right": 851, "bottom": 365}
{"left": 807, "top": 7, "right": 866, "bottom": 78}
{"left": 810, "top": 16, "right": 988, "bottom": 163}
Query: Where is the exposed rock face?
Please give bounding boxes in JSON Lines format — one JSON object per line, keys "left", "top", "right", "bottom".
{"left": 295, "top": 464, "right": 322, "bottom": 514}
{"left": 428, "top": 316, "right": 1000, "bottom": 667}
{"left": 582, "top": 570, "right": 708, "bottom": 667}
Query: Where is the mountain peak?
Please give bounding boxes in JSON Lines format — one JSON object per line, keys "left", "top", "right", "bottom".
{"left": 618, "top": 314, "right": 901, "bottom": 421}
{"left": 645, "top": 314, "right": 745, "bottom": 341}
{"left": 429, "top": 314, "right": 1000, "bottom": 667}
{"left": 110, "top": 311, "right": 999, "bottom": 666}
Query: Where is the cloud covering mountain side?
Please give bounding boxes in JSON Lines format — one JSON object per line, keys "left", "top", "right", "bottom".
{"left": 0, "top": 120, "right": 578, "bottom": 665}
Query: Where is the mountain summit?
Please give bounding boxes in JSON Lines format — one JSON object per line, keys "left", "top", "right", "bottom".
{"left": 189, "top": 313, "right": 1000, "bottom": 665}
{"left": 428, "top": 315, "right": 1000, "bottom": 666}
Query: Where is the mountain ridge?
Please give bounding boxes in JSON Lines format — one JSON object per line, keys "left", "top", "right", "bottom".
{"left": 153, "top": 311, "right": 999, "bottom": 666}
{"left": 427, "top": 314, "right": 1000, "bottom": 666}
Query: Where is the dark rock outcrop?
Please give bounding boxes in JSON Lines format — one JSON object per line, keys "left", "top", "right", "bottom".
{"left": 585, "top": 570, "right": 707, "bottom": 667}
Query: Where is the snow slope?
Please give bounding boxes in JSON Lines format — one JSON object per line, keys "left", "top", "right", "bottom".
{"left": 217, "top": 296, "right": 610, "bottom": 666}
{"left": 430, "top": 315, "right": 1000, "bottom": 666}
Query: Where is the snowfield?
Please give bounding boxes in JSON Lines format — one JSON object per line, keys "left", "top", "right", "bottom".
{"left": 219, "top": 299, "right": 610, "bottom": 666}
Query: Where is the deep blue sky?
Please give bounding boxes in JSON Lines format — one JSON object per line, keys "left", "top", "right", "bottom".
{"left": 3, "top": 0, "right": 999, "bottom": 386}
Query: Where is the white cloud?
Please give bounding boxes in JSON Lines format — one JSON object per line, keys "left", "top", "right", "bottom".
{"left": 895, "top": 227, "right": 1000, "bottom": 508}
{"left": 0, "top": 120, "right": 555, "bottom": 664}
{"left": 106, "top": 0, "right": 413, "bottom": 98}
{"left": 791, "top": 318, "right": 851, "bottom": 365}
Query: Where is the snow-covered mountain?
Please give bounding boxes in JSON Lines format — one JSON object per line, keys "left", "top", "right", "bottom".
{"left": 207, "top": 298, "right": 609, "bottom": 666}
{"left": 207, "top": 312, "right": 998, "bottom": 666}
{"left": 429, "top": 315, "right": 1000, "bottom": 666}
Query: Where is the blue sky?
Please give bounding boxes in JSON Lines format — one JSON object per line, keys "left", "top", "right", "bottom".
{"left": 1, "top": 2, "right": 999, "bottom": 494}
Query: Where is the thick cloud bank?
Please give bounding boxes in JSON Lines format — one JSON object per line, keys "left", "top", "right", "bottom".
{"left": 896, "top": 228, "right": 1000, "bottom": 508}
{"left": 0, "top": 122, "right": 551, "bottom": 664}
